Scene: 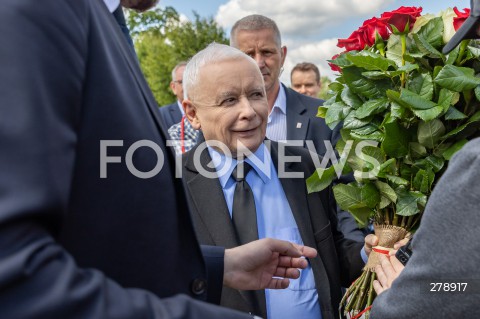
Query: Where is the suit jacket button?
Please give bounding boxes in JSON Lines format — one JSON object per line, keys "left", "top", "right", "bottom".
{"left": 191, "top": 278, "right": 207, "bottom": 295}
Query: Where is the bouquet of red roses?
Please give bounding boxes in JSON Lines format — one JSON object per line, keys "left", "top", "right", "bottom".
{"left": 308, "top": 5, "right": 480, "bottom": 318}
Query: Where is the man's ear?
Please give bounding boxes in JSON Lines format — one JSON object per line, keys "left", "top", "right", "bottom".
{"left": 183, "top": 100, "right": 201, "bottom": 130}
{"left": 169, "top": 81, "right": 175, "bottom": 93}
{"left": 280, "top": 46, "right": 287, "bottom": 67}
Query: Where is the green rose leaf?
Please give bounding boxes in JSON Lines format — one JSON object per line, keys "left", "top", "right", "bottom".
{"left": 333, "top": 183, "right": 365, "bottom": 211}
{"left": 349, "top": 207, "right": 373, "bottom": 228}
{"left": 417, "top": 119, "right": 446, "bottom": 149}
{"left": 306, "top": 165, "right": 337, "bottom": 193}
{"left": 382, "top": 122, "right": 410, "bottom": 157}
{"left": 468, "top": 45, "right": 480, "bottom": 58}
{"left": 434, "top": 65, "right": 480, "bottom": 92}
{"left": 400, "top": 88, "right": 437, "bottom": 110}
{"left": 361, "top": 183, "right": 381, "bottom": 208}
{"left": 342, "top": 67, "right": 386, "bottom": 99}
{"left": 342, "top": 111, "right": 373, "bottom": 130}
{"left": 317, "top": 106, "right": 328, "bottom": 118}
{"left": 406, "top": 74, "right": 434, "bottom": 101}
{"left": 417, "top": 17, "right": 444, "bottom": 48}
{"left": 362, "top": 71, "right": 389, "bottom": 80}
{"left": 396, "top": 189, "right": 425, "bottom": 216}
{"left": 355, "top": 98, "right": 389, "bottom": 119}
{"left": 329, "top": 54, "right": 353, "bottom": 68}
{"left": 475, "top": 85, "right": 480, "bottom": 101}
{"left": 351, "top": 123, "right": 379, "bottom": 136}
{"left": 409, "top": 142, "right": 427, "bottom": 158}
{"left": 389, "top": 63, "right": 419, "bottom": 77}
{"left": 328, "top": 82, "right": 344, "bottom": 92}
{"left": 346, "top": 51, "right": 396, "bottom": 71}
{"left": 386, "top": 174, "right": 409, "bottom": 186}
{"left": 341, "top": 87, "right": 363, "bottom": 109}
{"left": 413, "top": 168, "right": 434, "bottom": 193}
{"left": 445, "top": 107, "right": 467, "bottom": 120}
{"left": 413, "top": 33, "right": 443, "bottom": 59}
{"left": 442, "top": 139, "right": 468, "bottom": 160}
{"left": 438, "top": 88, "right": 458, "bottom": 113}
{"left": 386, "top": 34, "right": 403, "bottom": 66}
{"left": 412, "top": 105, "right": 443, "bottom": 121}
{"left": 375, "top": 180, "right": 397, "bottom": 203}
{"left": 325, "top": 101, "right": 350, "bottom": 130}
{"left": 445, "top": 46, "right": 460, "bottom": 65}
{"left": 415, "top": 155, "right": 445, "bottom": 172}
{"left": 378, "top": 158, "right": 397, "bottom": 178}
{"left": 442, "top": 111, "right": 480, "bottom": 139}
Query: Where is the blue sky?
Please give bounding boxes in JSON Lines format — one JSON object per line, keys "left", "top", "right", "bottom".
{"left": 158, "top": 0, "right": 470, "bottom": 82}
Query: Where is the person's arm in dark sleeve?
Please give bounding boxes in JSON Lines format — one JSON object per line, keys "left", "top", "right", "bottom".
{"left": 0, "top": 1, "right": 251, "bottom": 318}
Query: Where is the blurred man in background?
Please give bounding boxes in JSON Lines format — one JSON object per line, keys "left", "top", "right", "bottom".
{"left": 290, "top": 62, "right": 322, "bottom": 98}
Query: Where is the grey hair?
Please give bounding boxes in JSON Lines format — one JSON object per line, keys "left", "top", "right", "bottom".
{"left": 183, "top": 42, "right": 258, "bottom": 101}
{"left": 230, "top": 14, "right": 282, "bottom": 48}
{"left": 171, "top": 61, "right": 187, "bottom": 81}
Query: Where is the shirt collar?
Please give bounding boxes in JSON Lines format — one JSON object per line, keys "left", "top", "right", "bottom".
{"left": 103, "top": 0, "right": 120, "bottom": 13}
{"left": 270, "top": 84, "right": 287, "bottom": 116}
{"left": 207, "top": 143, "right": 272, "bottom": 188}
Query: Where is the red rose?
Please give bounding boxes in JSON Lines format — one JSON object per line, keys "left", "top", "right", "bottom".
{"left": 453, "top": 7, "right": 470, "bottom": 31}
{"left": 328, "top": 54, "right": 342, "bottom": 73}
{"left": 380, "top": 6, "right": 422, "bottom": 33}
{"left": 337, "top": 30, "right": 366, "bottom": 52}
{"left": 360, "top": 17, "right": 390, "bottom": 46}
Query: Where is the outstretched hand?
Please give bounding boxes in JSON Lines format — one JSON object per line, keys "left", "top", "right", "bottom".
{"left": 223, "top": 238, "right": 317, "bottom": 290}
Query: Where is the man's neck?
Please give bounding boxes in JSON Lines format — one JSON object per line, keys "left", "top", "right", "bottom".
{"left": 267, "top": 82, "right": 281, "bottom": 112}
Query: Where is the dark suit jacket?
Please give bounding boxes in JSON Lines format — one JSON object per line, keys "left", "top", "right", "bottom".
{"left": 159, "top": 101, "right": 183, "bottom": 135}
{"left": 284, "top": 84, "right": 340, "bottom": 156}
{"left": 0, "top": 1, "right": 251, "bottom": 318}
{"left": 182, "top": 141, "right": 364, "bottom": 319}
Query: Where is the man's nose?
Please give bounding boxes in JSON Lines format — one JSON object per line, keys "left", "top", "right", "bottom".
{"left": 253, "top": 53, "right": 266, "bottom": 68}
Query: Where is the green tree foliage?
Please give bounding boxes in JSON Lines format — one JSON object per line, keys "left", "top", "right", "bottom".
{"left": 318, "top": 76, "right": 332, "bottom": 100}
{"left": 126, "top": 7, "right": 228, "bottom": 105}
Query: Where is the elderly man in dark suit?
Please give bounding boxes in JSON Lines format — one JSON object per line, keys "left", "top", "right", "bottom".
{"left": 230, "top": 14, "right": 367, "bottom": 243}
{"left": 182, "top": 42, "right": 375, "bottom": 319}
{"left": 0, "top": 1, "right": 318, "bottom": 318}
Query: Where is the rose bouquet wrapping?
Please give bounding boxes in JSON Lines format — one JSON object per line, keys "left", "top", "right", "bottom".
{"left": 307, "top": 6, "right": 480, "bottom": 318}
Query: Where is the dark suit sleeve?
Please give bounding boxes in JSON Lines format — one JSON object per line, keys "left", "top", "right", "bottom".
{"left": 201, "top": 245, "right": 225, "bottom": 304}
{"left": 0, "top": 1, "right": 251, "bottom": 318}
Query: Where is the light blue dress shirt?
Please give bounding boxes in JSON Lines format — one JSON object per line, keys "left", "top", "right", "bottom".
{"left": 208, "top": 143, "right": 321, "bottom": 319}
{"left": 266, "top": 85, "right": 287, "bottom": 142}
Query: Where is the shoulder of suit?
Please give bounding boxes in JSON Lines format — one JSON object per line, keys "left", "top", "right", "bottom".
{"left": 158, "top": 103, "right": 177, "bottom": 113}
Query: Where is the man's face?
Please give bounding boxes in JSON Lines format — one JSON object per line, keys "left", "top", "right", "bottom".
{"left": 170, "top": 65, "right": 185, "bottom": 102}
{"left": 291, "top": 70, "right": 321, "bottom": 97}
{"left": 232, "top": 29, "right": 286, "bottom": 96}
{"left": 185, "top": 58, "right": 268, "bottom": 156}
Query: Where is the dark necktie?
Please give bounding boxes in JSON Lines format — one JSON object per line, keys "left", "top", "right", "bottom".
{"left": 231, "top": 162, "right": 259, "bottom": 245}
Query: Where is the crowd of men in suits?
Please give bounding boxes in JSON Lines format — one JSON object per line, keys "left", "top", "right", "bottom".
{"left": 1, "top": 0, "right": 479, "bottom": 318}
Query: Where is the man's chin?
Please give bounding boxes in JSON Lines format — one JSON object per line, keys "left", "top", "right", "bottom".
{"left": 235, "top": 138, "right": 262, "bottom": 156}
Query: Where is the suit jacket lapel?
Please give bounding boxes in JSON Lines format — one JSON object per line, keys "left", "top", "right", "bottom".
{"left": 284, "top": 85, "right": 310, "bottom": 142}
{"left": 183, "top": 144, "right": 239, "bottom": 249}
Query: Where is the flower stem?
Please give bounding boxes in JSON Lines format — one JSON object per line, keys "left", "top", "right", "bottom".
{"left": 400, "top": 34, "right": 407, "bottom": 87}
{"left": 456, "top": 40, "right": 470, "bottom": 65}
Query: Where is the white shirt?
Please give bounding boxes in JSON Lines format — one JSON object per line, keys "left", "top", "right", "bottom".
{"left": 266, "top": 84, "right": 287, "bottom": 141}
{"left": 103, "top": 0, "right": 120, "bottom": 13}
